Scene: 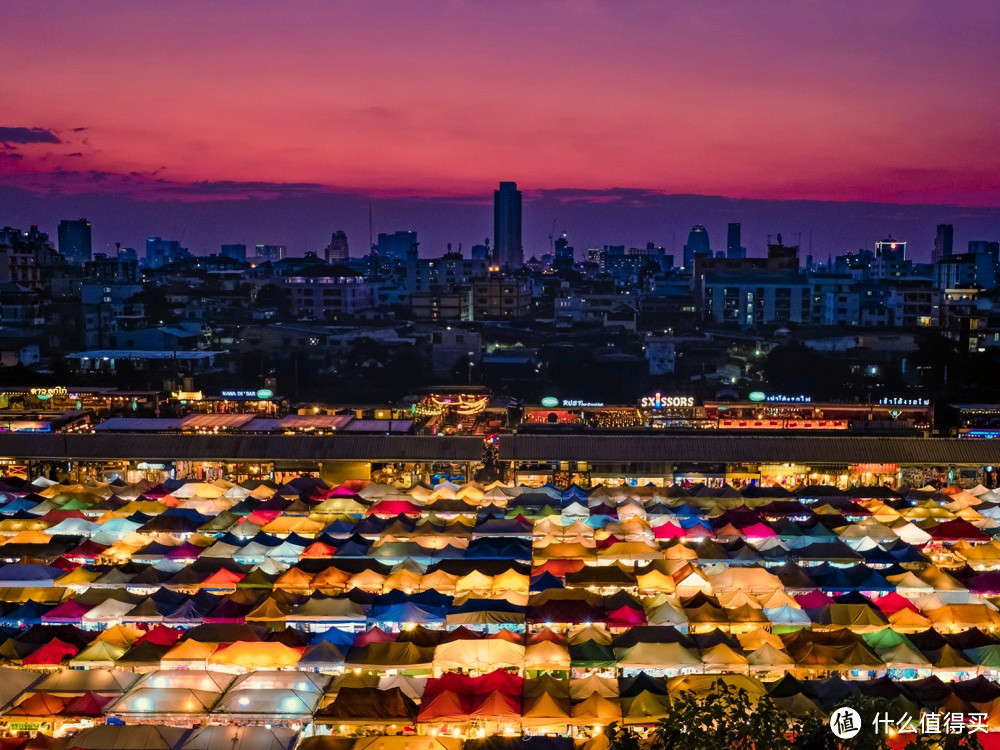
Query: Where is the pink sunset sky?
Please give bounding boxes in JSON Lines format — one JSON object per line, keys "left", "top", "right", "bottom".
{"left": 2, "top": 0, "right": 1000, "bottom": 206}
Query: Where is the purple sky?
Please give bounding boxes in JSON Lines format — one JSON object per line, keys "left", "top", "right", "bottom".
{"left": 2, "top": 1, "right": 1000, "bottom": 258}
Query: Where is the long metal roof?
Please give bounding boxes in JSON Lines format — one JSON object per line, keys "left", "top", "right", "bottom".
{"left": 1, "top": 433, "right": 999, "bottom": 465}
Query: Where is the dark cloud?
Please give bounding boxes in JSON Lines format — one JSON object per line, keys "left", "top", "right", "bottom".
{"left": 0, "top": 127, "right": 60, "bottom": 144}
{"left": 67, "top": 152, "right": 83, "bottom": 157}
{"left": 71, "top": 127, "right": 88, "bottom": 133}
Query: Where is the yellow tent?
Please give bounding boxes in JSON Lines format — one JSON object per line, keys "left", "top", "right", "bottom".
{"left": 96, "top": 624, "right": 146, "bottom": 647}
{"left": 209, "top": 641, "right": 302, "bottom": 670}
{"left": 521, "top": 693, "right": 572, "bottom": 728}
{"left": 524, "top": 640, "right": 571, "bottom": 671}
{"left": 160, "top": 639, "right": 219, "bottom": 669}
{"left": 571, "top": 693, "right": 622, "bottom": 725}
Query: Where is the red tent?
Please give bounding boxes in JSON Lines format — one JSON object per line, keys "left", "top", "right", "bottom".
{"left": 929, "top": 519, "right": 990, "bottom": 542}
{"left": 472, "top": 668, "right": 522, "bottom": 696}
{"left": 200, "top": 568, "right": 245, "bottom": 587}
{"left": 245, "top": 510, "right": 282, "bottom": 525}
{"left": 366, "top": 499, "right": 422, "bottom": 517}
{"left": 22, "top": 638, "right": 79, "bottom": 665}
{"left": 469, "top": 690, "right": 520, "bottom": 721}
{"left": 873, "top": 592, "right": 920, "bottom": 614}
{"left": 60, "top": 692, "right": 114, "bottom": 717}
{"left": 417, "top": 690, "right": 471, "bottom": 723}
{"left": 607, "top": 605, "right": 648, "bottom": 627}
{"left": 301, "top": 542, "right": 337, "bottom": 557}
{"left": 166, "top": 541, "right": 206, "bottom": 560}
{"left": 652, "top": 522, "right": 685, "bottom": 540}
{"left": 352, "top": 626, "right": 395, "bottom": 647}
{"left": 11, "top": 692, "right": 67, "bottom": 716}
{"left": 531, "top": 559, "right": 584, "bottom": 577}
{"left": 64, "top": 540, "right": 109, "bottom": 561}
{"left": 41, "top": 600, "right": 93, "bottom": 623}
{"left": 742, "top": 522, "right": 778, "bottom": 539}
{"left": 137, "top": 624, "right": 183, "bottom": 646}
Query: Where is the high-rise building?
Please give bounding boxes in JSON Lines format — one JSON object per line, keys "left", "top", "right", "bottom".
{"left": 470, "top": 243, "right": 490, "bottom": 262}
{"left": 726, "top": 222, "right": 746, "bottom": 259}
{"left": 375, "top": 231, "right": 418, "bottom": 261}
{"left": 934, "top": 224, "right": 954, "bottom": 261}
{"left": 254, "top": 244, "right": 286, "bottom": 263}
{"left": 493, "top": 181, "right": 523, "bottom": 269}
{"left": 326, "top": 230, "right": 349, "bottom": 262}
{"left": 683, "top": 225, "right": 710, "bottom": 270}
{"left": 220, "top": 244, "right": 247, "bottom": 263}
{"left": 554, "top": 234, "right": 574, "bottom": 268}
{"left": 58, "top": 218, "right": 92, "bottom": 265}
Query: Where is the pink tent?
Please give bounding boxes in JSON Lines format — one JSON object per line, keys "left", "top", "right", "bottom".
{"left": 795, "top": 589, "right": 835, "bottom": 609}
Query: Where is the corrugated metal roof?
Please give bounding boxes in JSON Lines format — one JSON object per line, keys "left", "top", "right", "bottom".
{"left": 93, "top": 418, "right": 183, "bottom": 431}
{"left": 179, "top": 413, "right": 256, "bottom": 429}
{"left": 0, "top": 434, "right": 484, "bottom": 462}
{"left": 0, "top": 433, "right": 998, "bottom": 465}
{"left": 499, "top": 435, "right": 1000, "bottom": 465}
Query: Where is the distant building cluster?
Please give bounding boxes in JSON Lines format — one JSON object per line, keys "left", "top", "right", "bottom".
{"left": 2, "top": 186, "right": 1000, "bottom": 409}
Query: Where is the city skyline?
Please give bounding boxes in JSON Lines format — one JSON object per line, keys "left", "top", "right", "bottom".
{"left": 5, "top": 182, "right": 1000, "bottom": 263}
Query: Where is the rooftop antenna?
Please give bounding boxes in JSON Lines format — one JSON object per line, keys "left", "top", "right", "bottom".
{"left": 549, "top": 219, "right": 556, "bottom": 254}
{"left": 368, "top": 204, "right": 373, "bottom": 252}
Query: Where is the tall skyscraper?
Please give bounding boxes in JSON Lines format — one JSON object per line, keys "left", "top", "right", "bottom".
{"left": 325, "top": 231, "right": 349, "bottom": 261}
{"left": 493, "top": 181, "right": 523, "bottom": 268}
{"left": 934, "top": 224, "right": 954, "bottom": 262}
{"left": 726, "top": 222, "right": 746, "bottom": 259}
{"left": 220, "top": 244, "right": 247, "bottom": 263}
{"left": 58, "top": 218, "right": 92, "bottom": 265}
{"left": 683, "top": 225, "right": 710, "bottom": 270}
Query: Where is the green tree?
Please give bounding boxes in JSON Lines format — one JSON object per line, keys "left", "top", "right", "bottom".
{"left": 650, "top": 679, "right": 795, "bottom": 750}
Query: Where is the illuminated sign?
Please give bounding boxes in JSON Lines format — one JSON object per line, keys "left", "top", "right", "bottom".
{"left": 719, "top": 419, "right": 847, "bottom": 430}
{"left": 764, "top": 394, "right": 811, "bottom": 403}
{"left": 221, "top": 390, "right": 258, "bottom": 399}
{"left": 429, "top": 394, "right": 489, "bottom": 414}
{"left": 561, "top": 399, "right": 604, "bottom": 408}
{"left": 172, "top": 390, "right": 203, "bottom": 401}
{"left": 879, "top": 397, "right": 930, "bottom": 406}
{"left": 540, "top": 396, "right": 560, "bottom": 408}
{"left": 639, "top": 393, "right": 695, "bottom": 409}
{"left": 30, "top": 387, "right": 67, "bottom": 400}
{"left": 748, "top": 391, "right": 766, "bottom": 402}
{"left": 255, "top": 388, "right": 274, "bottom": 400}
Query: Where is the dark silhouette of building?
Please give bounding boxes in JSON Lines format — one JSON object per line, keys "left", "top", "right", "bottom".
{"left": 220, "top": 244, "right": 247, "bottom": 263}
{"left": 376, "top": 231, "right": 418, "bottom": 261}
{"left": 493, "top": 181, "right": 522, "bottom": 269}
{"left": 934, "top": 224, "right": 954, "bottom": 262}
{"left": 683, "top": 225, "right": 710, "bottom": 270}
{"left": 326, "top": 231, "right": 349, "bottom": 261}
{"left": 254, "top": 244, "right": 286, "bottom": 263}
{"left": 470, "top": 242, "right": 490, "bottom": 262}
{"left": 58, "top": 218, "right": 92, "bottom": 265}
{"left": 969, "top": 240, "right": 1000, "bottom": 264}
{"left": 145, "top": 237, "right": 190, "bottom": 268}
{"left": 726, "top": 222, "right": 746, "bottom": 259}
{"left": 554, "top": 234, "right": 574, "bottom": 269}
